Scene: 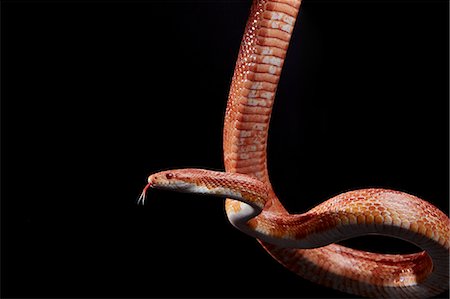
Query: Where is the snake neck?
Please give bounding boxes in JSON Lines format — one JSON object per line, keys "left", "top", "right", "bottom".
{"left": 223, "top": 0, "right": 301, "bottom": 213}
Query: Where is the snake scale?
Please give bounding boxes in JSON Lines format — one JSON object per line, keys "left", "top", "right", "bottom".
{"left": 140, "top": 0, "right": 450, "bottom": 297}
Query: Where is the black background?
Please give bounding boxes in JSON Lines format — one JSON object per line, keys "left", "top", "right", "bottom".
{"left": 2, "top": 0, "right": 449, "bottom": 298}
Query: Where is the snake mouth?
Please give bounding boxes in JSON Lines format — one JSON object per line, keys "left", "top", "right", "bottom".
{"left": 155, "top": 181, "right": 196, "bottom": 193}
{"left": 138, "top": 174, "right": 194, "bottom": 205}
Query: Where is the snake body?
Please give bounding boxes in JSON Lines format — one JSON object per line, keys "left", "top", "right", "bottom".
{"left": 141, "top": 1, "right": 450, "bottom": 297}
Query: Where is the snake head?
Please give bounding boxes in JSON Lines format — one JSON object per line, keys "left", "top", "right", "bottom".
{"left": 138, "top": 170, "right": 188, "bottom": 205}
{"left": 146, "top": 170, "right": 192, "bottom": 191}
{"left": 138, "top": 168, "right": 224, "bottom": 205}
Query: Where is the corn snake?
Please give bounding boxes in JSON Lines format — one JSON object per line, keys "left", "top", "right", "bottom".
{"left": 140, "top": 0, "right": 450, "bottom": 297}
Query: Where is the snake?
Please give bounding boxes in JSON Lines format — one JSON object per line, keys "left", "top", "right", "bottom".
{"left": 139, "top": 0, "right": 450, "bottom": 297}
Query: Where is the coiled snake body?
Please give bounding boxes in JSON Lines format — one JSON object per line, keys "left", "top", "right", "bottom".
{"left": 140, "top": 1, "right": 450, "bottom": 297}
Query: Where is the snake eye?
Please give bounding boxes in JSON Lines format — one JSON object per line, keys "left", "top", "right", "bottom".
{"left": 166, "top": 173, "right": 173, "bottom": 179}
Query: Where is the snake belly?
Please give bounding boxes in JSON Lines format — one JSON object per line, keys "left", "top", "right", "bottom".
{"left": 222, "top": 0, "right": 449, "bottom": 297}
{"left": 142, "top": 0, "right": 449, "bottom": 297}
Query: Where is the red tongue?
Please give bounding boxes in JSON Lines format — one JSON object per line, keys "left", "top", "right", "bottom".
{"left": 138, "top": 182, "right": 152, "bottom": 205}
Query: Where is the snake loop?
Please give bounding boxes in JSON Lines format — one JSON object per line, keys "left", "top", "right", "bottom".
{"left": 141, "top": 1, "right": 449, "bottom": 297}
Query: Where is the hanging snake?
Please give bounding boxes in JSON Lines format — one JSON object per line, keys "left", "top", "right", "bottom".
{"left": 139, "top": 0, "right": 449, "bottom": 297}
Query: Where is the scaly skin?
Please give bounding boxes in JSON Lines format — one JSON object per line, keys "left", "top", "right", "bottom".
{"left": 141, "top": 0, "right": 450, "bottom": 297}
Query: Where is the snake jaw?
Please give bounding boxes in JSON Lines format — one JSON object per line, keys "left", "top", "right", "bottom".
{"left": 143, "top": 171, "right": 193, "bottom": 194}
{"left": 137, "top": 172, "right": 171, "bottom": 205}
